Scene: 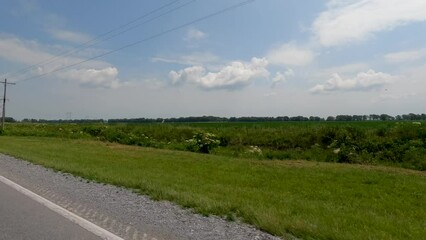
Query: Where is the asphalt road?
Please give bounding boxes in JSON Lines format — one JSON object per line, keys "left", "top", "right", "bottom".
{"left": 0, "top": 180, "right": 101, "bottom": 240}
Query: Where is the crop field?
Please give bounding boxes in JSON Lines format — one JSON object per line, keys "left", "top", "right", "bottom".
{"left": 0, "top": 121, "right": 425, "bottom": 239}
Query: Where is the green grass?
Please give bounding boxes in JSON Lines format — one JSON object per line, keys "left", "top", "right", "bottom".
{"left": 3, "top": 121, "right": 426, "bottom": 170}
{"left": 0, "top": 136, "right": 424, "bottom": 239}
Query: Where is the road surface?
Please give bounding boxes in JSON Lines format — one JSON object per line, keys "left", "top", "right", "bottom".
{"left": 0, "top": 179, "right": 102, "bottom": 240}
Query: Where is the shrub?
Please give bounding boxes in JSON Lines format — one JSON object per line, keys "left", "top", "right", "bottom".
{"left": 82, "top": 125, "right": 106, "bottom": 137}
{"left": 186, "top": 132, "right": 220, "bottom": 153}
{"left": 319, "top": 127, "right": 338, "bottom": 147}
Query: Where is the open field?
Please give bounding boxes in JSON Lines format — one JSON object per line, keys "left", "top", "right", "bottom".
{"left": 0, "top": 136, "right": 424, "bottom": 239}
{"left": 3, "top": 121, "right": 426, "bottom": 170}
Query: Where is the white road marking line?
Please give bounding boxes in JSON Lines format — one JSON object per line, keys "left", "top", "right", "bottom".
{"left": 0, "top": 175, "right": 124, "bottom": 240}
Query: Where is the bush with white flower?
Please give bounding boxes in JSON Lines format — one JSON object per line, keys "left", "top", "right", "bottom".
{"left": 186, "top": 132, "right": 221, "bottom": 153}
{"left": 247, "top": 145, "right": 262, "bottom": 155}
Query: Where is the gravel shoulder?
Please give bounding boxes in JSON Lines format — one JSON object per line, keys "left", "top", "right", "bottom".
{"left": 0, "top": 154, "right": 282, "bottom": 240}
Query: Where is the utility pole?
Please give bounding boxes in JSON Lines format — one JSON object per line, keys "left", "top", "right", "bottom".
{"left": 1, "top": 79, "right": 16, "bottom": 131}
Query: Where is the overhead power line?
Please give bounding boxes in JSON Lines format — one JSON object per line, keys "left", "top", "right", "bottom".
{"left": 52, "top": 0, "right": 196, "bottom": 61}
{"left": 17, "top": 0, "right": 255, "bottom": 83}
{"left": 2, "top": 0, "right": 185, "bottom": 79}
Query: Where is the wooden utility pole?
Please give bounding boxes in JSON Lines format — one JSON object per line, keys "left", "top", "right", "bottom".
{"left": 1, "top": 79, "right": 16, "bottom": 131}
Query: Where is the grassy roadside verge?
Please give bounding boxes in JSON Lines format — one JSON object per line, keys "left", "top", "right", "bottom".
{"left": 5, "top": 122, "right": 426, "bottom": 171}
{"left": 0, "top": 136, "right": 424, "bottom": 239}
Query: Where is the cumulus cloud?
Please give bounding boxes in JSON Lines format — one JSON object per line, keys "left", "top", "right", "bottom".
{"left": 48, "top": 29, "right": 91, "bottom": 44}
{"left": 169, "top": 65, "right": 204, "bottom": 85}
{"left": 313, "top": 0, "right": 426, "bottom": 47}
{"left": 0, "top": 35, "right": 124, "bottom": 88}
{"left": 272, "top": 72, "right": 286, "bottom": 84}
{"left": 384, "top": 48, "right": 426, "bottom": 63}
{"left": 267, "top": 43, "right": 314, "bottom": 66}
{"left": 310, "top": 69, "right": 395, "bottom": 94}
{"left": 272, "top": 69, "right": 294, "bottom": 87}
{"left": 169, "top": 57, "right": 269, "bottom": 90}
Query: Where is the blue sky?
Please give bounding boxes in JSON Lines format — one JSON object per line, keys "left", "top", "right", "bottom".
{"left": 1, "top": 0, "right": 426, "bottom": 120}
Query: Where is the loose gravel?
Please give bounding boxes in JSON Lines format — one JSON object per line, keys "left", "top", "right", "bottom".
{"left": 0, "top": 154, "right": 283, "bottom": 240}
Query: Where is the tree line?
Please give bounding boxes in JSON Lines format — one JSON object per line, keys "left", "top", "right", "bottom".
{"left": 10, "top": 113, "right": 426, "bottom": 123}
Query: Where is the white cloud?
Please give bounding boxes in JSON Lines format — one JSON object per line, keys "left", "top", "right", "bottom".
{"left": 384, "top": 48, "right": 426, "bottom": 63}
{"left": 310, "top": 69, "right": 396, "bottom": 94}
{"left": 169, "top": 57, "right": 269, "bottom": 90}
{"left": 272, "top": 69, "right": 294, "bottom": 87}
{"left": 59, "top": 67, "right": 124, "bottom": 89}
{"left": 326, "top": 0, "right": 359, "bottom": 8}
{"left": 186, "top": 28, "right": 207, "bottom": 41}
{"left": 313, "top": 0, "right": 426, "bottom": 47}
{"left": 152, "top": 52, "right": 220, "bottom": 66}
{"left": 316, "top": 62, "right": 369, "bottom": 79}
{"left": 366, "top": 63, "right": 426, "bottom": 103}
{"left": 0, "top": 35, "right": 124, "bottom": 89}
{"left": 0, "top": 35, "right": 52, "bottom": 66}
{"left": 272, "top": 72, "right": 286, "bottom": 84}
{"left": 322, "top": 63, "right": 369, "bottom": 75}
{"left": 48, "top": 29, "right": 91, "bottom": 44}
{"left": 267, "top": 43, "right": 314, "bottom": 66}
{"left": 0, "top": 35, "right": 107, "bottom": 68}
{"left": 169, "top": 66, "right": 204, "bottom": 85}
